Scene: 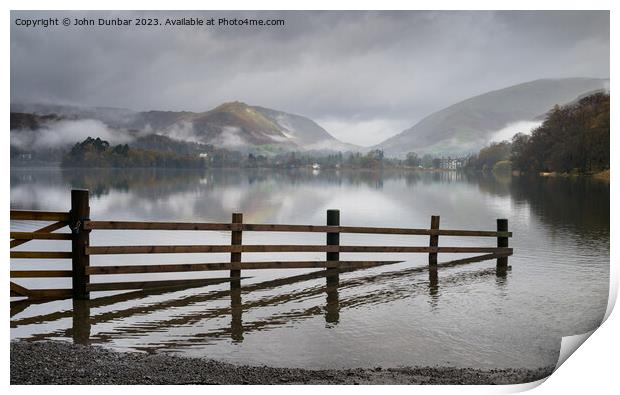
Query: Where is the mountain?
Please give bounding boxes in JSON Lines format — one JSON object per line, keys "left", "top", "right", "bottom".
{"left": 251, "top": 106, "right": 346, "bottom": 149}
{"left": 126, "top": 102, "right": 358, "bottom": 151}
{"left": 11, "top": 101, "right": 357, "bottom": 153}
{"left": 10, "top": 112, "right": 64, "bottom": 130}
{"left": 376, "top": 78, "right": 609, "bottom": 157}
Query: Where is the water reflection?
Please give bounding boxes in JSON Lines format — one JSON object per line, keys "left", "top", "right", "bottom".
{"left": 230, "top": 281, "right": 243, "bottom": 343}
{"left": 471, "top": 172, "right": 609, "bottom": 233}
{"left": 428, "top": 267, "right": 439, "bottom": 309}
{"left": 9, "top": 167, "right": 609, "bottom": 368}
{"left": 496, "top": 265, "right": 509, "bottom": 282}
{"left": 325, "top": 274, "right": 340, "bottom": 326}
{"left": 11, "top": 168, "right": 609, "bottom": 237}
{"left": 11, "top": 255, "right": 509, "bottom": 349}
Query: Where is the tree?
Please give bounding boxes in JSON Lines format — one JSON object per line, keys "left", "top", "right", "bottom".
{"left": 421, "top": 154, "right": 433, "bottom": 168}
{"left": 509, "top": 92, "right": 609, "bottom": 173}
{"left": 405, "top": 152, "right": 420, "bottom": 167}
{"left": 476, "top": 141, "right": 511, "bottom": 171}
{"left": 62, "top": 137, "right": 206, "bottom": 168}
{"left": 510, "top": 133, "right": 531, "bottom": 172}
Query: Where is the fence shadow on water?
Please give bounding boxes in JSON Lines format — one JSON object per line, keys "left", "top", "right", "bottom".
{"left": 11, "top": 255, "right": 511, "bottom": 350}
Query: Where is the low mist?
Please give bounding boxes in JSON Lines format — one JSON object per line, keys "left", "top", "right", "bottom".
{"left": 213, "top": 126, "right": 247, "bottom": 148}
{"left": 158, "top": 121, "right": 200, "bottom": 143}
{"left": 317, "top": 117, "right": 411, "bottom": 147}
{"left": 488, "top": 120, "right": 542, "bottom": 144}
{"left": 11, "top": 119, "right": 134, "bottom": 150}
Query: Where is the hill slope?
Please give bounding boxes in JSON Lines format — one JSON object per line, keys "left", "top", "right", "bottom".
{"left": 376, "top": 78, "right": 609, "bottom": 157}
{"left": 11, "top": 101, "right": 356, "bottom": 153}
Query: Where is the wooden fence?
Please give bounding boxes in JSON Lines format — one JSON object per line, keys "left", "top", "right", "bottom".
{"left": 10, "top": 189, "right": 512, "bottom": 300}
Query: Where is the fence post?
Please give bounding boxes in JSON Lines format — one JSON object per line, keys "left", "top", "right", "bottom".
{"left": 70, "top": 189, "right": 90, "bottom": 300}
{"left": 230, "top": 284, "right": 243, "bottom": 342}
{"left": 428, "top": 266, "right": 439, "bottom": 298}
{"left": 429, "top": 215, "right": 440, "bottom": 266}
{"left": 325, "top": 274, "right": 340, "bottom": 325}
{"left": 497, "top": 219, "right": 509, "bottom": 268}
{"left": 326, "top": 210, "right": 340, "bottom": 271}
{"left": 230, "top": 213, "right": 243, "bottom": 280}
{"left": 72, "top": 299, "right": 91, "bottom": 344}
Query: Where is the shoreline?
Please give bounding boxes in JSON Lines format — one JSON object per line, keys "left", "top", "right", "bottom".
{"left": 10, "top": 341, "right": 554, "bottom": 385}
{"left": 537, "top": 169, "right": 610, "bottom": 181}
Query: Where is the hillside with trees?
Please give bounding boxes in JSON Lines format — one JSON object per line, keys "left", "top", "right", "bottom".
{"left": 376, "top": 78, "right": 608, "bottom": 157}
{"left": 466, "top": 92, "right": 609, "bottom": 176}
{"left": 511, "top": 92, "right": 609, "bottom": 174}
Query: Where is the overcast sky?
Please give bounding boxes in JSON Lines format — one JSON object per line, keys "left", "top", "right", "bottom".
{"left": 10, "top": 10, "right": 609, "bottom": 146}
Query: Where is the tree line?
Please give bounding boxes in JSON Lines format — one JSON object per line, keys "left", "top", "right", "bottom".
{"left": 466, "top": 92, "right": 609, "bottom": 174}
{"left": 60, "top": 136, "right": 461, "bottom": 170}
{"left": 61, "top": 137, "right": 207, "bottom": 168}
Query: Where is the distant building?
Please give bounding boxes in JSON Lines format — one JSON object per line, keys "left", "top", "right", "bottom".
{"left": 439, "top": 157, "right": 465, "bottom": 170}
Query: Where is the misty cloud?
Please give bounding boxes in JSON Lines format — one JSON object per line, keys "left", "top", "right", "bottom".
{"left": 11, "top": 119, "right": 133, "bottom": 149}
{"left": 489, "top": 120, "right": 544, "bottom": 144}
{"left": 214, "top": 126, "right": 248, "bottom": 148}
{"left": 10, "top": 11, "right": 610, "bottom": 146}
{"left": 317, "top": 117, "right": 411, "bottom": 146}
{"left": 157, "top": 121, "right": 200, "bottom": 143}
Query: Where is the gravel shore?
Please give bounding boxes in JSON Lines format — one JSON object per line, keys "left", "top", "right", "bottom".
{"left": 10, "top": 341, "right": 554, "bottom": 385}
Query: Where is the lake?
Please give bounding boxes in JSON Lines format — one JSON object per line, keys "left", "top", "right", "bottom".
{"left": 10, "top": 167, "right": 610, "bottom": 370}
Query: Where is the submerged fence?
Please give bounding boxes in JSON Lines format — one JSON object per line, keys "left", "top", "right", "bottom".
{"left": 10, "top": 189, "right": 512, "bottom": 300}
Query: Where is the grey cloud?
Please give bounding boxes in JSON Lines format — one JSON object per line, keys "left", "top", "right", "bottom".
{"left": 10, "top": 10, "right": 609, "bottom": 145}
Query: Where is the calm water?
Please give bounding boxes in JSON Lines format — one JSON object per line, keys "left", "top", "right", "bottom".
{"left": 10, "top": 168, "right": 609, "bottom": 369}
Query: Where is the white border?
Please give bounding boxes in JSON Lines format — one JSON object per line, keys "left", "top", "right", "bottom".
{"left": 3, "top": 2, "right": 616, "bottom": 395}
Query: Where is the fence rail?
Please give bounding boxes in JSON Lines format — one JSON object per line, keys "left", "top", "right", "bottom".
{"left": 85, "top": 260, "right": 405, "bottom": 275}
{"left": 84, "top": 220, "right": 511, "bottom": 237}
{"left": 10, "top": 189, "right": 512, "bottom": 301}
{"left": 84, "top": 245, "right": 512, "bottom": 255}
{"left": 10, "top": 210, "right": 71, "bottom": 222}
{"left": 10, "top": 221, "right": 69, "bottom": 249}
